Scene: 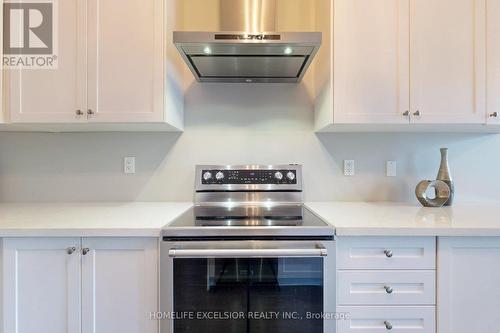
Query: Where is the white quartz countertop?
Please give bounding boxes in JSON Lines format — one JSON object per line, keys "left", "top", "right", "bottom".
{"left": 305, "top": 202, "right": 500, "bottom": 236}
{"left": 0, "top": 201, "right": 499, "bottom": 237}
{"left": 0, "top": 202, "right": 192, "bottom": 237}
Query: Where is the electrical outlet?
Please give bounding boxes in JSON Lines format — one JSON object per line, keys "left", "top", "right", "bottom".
{"left": 124, "top": 157, "right": 136, "bottom": 174}
{"left": 344, "top": 160, "right": 355, "bottom": 176}
{"left": 386, "top": 161, "right": 397, "bottom": 177}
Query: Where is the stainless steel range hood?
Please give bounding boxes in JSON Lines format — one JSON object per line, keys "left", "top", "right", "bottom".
{"left": 173, "top": 0, "right": 322, "bottom": 83}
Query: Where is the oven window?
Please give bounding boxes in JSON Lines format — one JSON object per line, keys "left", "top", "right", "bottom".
{"left": 173, "top": 258, "right": 323, "bottom": 333}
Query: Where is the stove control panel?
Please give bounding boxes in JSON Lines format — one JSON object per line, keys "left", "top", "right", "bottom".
{"left": 201, "top": 169, "right": 298, "bottom": 185}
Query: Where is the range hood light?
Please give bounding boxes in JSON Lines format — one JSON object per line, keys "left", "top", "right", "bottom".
{"left": 203, "top": 47, "right": 212, "bottom": 55}
{"left": 284, "top": 47, "right": 293, "bottom": 55}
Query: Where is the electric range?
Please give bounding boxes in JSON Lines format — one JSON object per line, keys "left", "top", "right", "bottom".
{"left": 162, "top": 164, "right": 333, "bottom": 239}
{"left": 160, "top": 165, "right": 335, "bottom": 333}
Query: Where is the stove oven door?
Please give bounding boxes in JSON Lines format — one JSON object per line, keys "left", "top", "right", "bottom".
{"left": 160, "top": 240, "right": 335, "bottom": 333}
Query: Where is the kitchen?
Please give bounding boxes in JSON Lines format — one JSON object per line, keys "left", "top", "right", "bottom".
{"left": 0, "top": 0, "right": 500, "bottom": 332}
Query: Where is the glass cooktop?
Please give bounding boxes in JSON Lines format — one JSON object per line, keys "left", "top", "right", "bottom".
{"left": 162, "top": 206, "right": 333, "bottom": 238}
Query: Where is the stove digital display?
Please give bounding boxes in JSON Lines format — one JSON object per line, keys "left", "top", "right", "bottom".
{"left": 201, "top": 169, "right": 297, "bottom": 185}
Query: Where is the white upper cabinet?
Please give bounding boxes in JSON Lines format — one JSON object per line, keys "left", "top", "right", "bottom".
{"left": 7, "top": 0, "right": 86, "bottom": 123}
{"left": 86, "top": 0, "right": 164, "bottom": 123}
{"left": 81, "top": 238, "right": 158, "bottom": 333}
{"left": 487, "top": 0, "right": 500, "bottom": 124}
{"left": 333, "top": 0, "right": 410, "bottom": 124}
{"left": 410, "top": 0, "right": 486, "bottom": 124}
{"left": 3, "top": 0, "right": 183, "bottom": 130}
{"left": 2, "top": 238, "right": 81, "bottom": 333}
{"left": 316, "top": 0, "right": 489, "bottom": 130}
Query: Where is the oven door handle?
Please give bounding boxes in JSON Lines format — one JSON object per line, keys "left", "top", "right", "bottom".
{"left": 168, "top": 247, "right": 328, "bottom": 258}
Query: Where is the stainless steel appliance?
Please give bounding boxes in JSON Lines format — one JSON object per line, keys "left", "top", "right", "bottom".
{"left": 173, "top": 0, "right": 322, "bottom": 83}
{"left": 160, "top": 165, "right": 335, "bottom": 333}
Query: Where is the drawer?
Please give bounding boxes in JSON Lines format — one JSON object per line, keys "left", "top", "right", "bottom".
{"left": 337, "top": 306, "right": 435, "bottom": 333}
{"left": 337, "top": 270, "right": 436, "bottom": 305}
{"left": 337, "top": 237, "right": 436, "bottom": 270}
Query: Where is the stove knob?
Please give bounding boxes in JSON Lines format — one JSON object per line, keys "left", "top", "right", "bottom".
{"left": 215, "top": 171, "right": 225, "bottom": 180}
{"left": 203, "top": 171, "right": 212, "bottom": 181}
{"left": 274, "top": 171, "right": 283, "bottom": 180}
{"left": 286, "top": 171, "right": 296, "bottom": 181}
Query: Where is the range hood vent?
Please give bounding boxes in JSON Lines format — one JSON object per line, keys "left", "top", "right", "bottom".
{"left": 173, "top": 0, "right": 322, "bottom": 83}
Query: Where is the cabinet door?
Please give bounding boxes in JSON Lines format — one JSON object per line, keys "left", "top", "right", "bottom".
{"left": 86, "top": 0, "right": 164, "bottom": 122}
{"left": 410, "top": 0, "right": 486, "bottom": 124}
{"left": 438, "top": 237, "right": 500, "bottom": 333}
{"left": 0, "top": 1, "right": 4, "bottom": 124}
{"left": 333, "top": 0, "right": 410, "bottom": 124}
{"left": 7, "top": 0, "right": 86, "bottom": 123}
{"left": 487, "top": 0, "right": 500, "bottom": 124}
{"left": 81, "top": 238, "right": 158, "bottom": 333}
{"left": 2, "top": 238, "right": 81, "bottom": 333}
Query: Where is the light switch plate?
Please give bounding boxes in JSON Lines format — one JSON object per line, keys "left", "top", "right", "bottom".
{"left": 386, "top": 160, "right": 397, "bottom": 177}
{"left": 344, "top": 160, "right": 355, "bottom": 176}
{"left": 124, "top": 157, "right": 136, "bottom": 174}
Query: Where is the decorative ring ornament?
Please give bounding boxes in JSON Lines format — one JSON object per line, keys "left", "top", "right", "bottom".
{"left": 415, "top": 180, "right": 451, "bottom": 207}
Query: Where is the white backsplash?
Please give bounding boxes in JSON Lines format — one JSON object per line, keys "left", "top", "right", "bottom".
{"left": 0, "top": 82, "right": 498, "bottom": 203}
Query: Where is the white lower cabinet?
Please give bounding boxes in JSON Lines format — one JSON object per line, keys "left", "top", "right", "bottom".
{"left": 2, "top": 237, "right": 158, "bottom": 333}
{"left": 336, "top": 237, "right": 436, "bottom": 333}
{"left": 437, "top": 237, "right": 500, "bottom": 333}
{"left": 81, "top": 238, "right": 158, "bottom": 333}
{"left": 2, "top": 238, "right": 81, "bottom": 333}
{"left": 337, "top": 306, "right": 435, "bottom": 333}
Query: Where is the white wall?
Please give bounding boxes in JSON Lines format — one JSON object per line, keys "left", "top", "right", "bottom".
{"left": 0, "top": 81, "right": 499, "bottom": 203}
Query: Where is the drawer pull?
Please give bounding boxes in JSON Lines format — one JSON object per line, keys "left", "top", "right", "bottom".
{"left": 384, "top": 321, "right": 393, "bottom": 330}
{"left": 384, "top": 285, "right": 394, "bottom": 294}
{"left": 384, "top": 249, "right": 393, "bottom": 258}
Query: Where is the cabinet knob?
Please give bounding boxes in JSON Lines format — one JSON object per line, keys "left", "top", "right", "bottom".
{"left": 384, "top": 321, "right": 393, "bottom": 330}
{"left": 82, "top": 248, "right": 90, "bottom": 255}
{"left": 490, "top": 112, "right": 498, "bottom": 118}
{"left": 67, "top": 247, "right": 77, "bottom": 255}
{"left": 413, "top": 110, "right": 421, "bottom": 116}
{"left": 384, "top": 285, "right": 394, "bottom": 294}
{"left": 76, "top": 110, "right": 84, "bottom": 116}
{"left": 402, "top": 110, "right": 410, "bottom": 117}
{"left": 384, "top": 249, "right": 393, "bottom": 258}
